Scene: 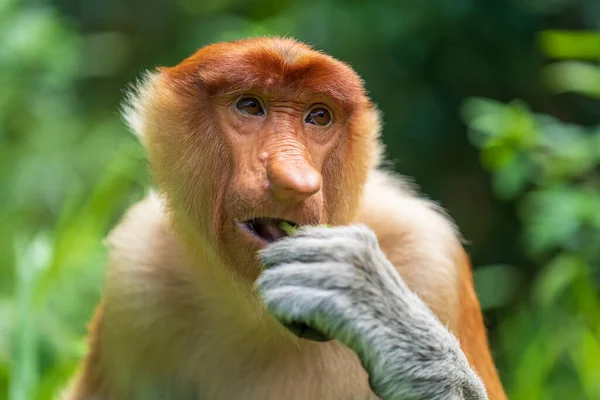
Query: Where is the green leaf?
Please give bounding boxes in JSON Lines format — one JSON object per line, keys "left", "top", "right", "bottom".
{"left": 279, "top": 221, "right": 298, "bottom": 235}
{"left": 519, "top": 188, "right": 583, "bottom": 255}
{"left": 539, "top": 30, "right": 600, "bottom": 60}
{"left": 542, "top": 61, "right": 600, "bottom": 99}
{"left": 533, "top": 254, "right": 583, "bottom": 307}
{"left": 491, "top": 155, "right": 532, "bottom": 200}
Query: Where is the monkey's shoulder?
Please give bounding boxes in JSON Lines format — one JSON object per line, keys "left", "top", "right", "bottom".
{"left": 105, "top": 192, "right": 177, "bottom": 261}
{"left": 358, "top": 169, "right": 464, "bottom": 327}
{"left": 102, "top": 193, "right": 200, "bottom": 314}
{"left": 359, "top": 169, "right": 460, "bottom": 250}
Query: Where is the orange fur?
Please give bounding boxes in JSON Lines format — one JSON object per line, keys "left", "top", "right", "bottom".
{"left": 65, "top": 37, "right": 506, "bottom": 399}
{"left": 62, "top": 305, "right": 104, "bottom": 397}
{"left": 456, "top": 250, "right": 507, "bottom": 400}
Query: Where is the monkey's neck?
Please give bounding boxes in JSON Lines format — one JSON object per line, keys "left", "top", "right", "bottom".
{"left": 179, "top": 240, "right": 291, "bottom": 350}
{"left": 161, "top": 202, "right": 301, "bottom": 352}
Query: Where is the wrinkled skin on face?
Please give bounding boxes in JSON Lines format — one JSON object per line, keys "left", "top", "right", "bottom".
{"left": 140, "top": 38, "right": 381, "bottom": 279}
{"left": 66, "top": 38, "right": 506, "bottom": 400}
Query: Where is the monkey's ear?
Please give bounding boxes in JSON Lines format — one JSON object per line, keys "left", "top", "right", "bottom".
{"left": 121, "top": 70, "right": 161, "bottom": 146}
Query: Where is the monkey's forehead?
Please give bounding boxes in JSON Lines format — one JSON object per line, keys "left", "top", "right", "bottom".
{"left": 160, "top": 37, "right": 371, "bottom": 113}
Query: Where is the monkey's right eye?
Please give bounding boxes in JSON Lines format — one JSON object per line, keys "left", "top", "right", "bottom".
{"left": 235, "top": 97, "right": 265, "bottom": 116}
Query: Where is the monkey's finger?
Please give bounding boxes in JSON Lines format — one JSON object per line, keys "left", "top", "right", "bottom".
{"left": 256, "top": 262, "right": 367, "bottom": 292}
{"left": 259, "top": 285, "right": 351, "bottom": 340}
{"left": 259, "top": 285, "right": 331, "bottom": 322}
{"left": 260, "top": 236, "right": 366, "bottom": 269}
{"left": 294, "top": 224, "right": 378, "bottom": 244}
{"left": 261, "top": 286, "right": 334, "bottom": 342}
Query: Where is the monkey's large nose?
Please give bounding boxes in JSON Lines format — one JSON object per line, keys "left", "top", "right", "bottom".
{"left": 267, "top": 158, "right": 322, "bottom": 203}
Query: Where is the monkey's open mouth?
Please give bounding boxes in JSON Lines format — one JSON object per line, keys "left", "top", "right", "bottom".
{"left": 238, "top": 218, "right": 298, "bottom": 243}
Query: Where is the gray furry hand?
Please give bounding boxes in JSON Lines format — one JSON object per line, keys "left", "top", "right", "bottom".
{"left": 257, "top": 225, "right": 488, "bottom": 400}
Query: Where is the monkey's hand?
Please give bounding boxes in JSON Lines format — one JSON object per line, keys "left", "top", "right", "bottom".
{"left": 257, "top": 225, "right": 488, "bottom": 400}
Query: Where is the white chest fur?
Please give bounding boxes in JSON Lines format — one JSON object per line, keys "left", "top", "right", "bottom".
{"left": 99, "top": 197, "right": 377, "bottom": 399}
{"left": 102, "top": 293, "right": 377, "bottom": 400}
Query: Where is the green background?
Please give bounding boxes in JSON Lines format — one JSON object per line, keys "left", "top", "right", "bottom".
{"left": 1, "top": 0, "right": 599, "bottom": 398}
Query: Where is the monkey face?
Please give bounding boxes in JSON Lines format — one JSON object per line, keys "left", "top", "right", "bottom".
{"left": 128, "top": 38, "right": 381, "bottom": 280}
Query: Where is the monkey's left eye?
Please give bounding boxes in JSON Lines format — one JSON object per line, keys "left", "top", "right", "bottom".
{"left": 305, "top": 106, "right": 332, "bottom": 126}
{"left": 236, "top": 97, "right": 265, "bottom": 116}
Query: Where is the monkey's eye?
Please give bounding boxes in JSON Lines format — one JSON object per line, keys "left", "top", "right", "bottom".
{"left": 305, "top": 106, "right": 332, "bottom": 126}
{"left": 236, "top": 97, "right": 265, "bottom": 116}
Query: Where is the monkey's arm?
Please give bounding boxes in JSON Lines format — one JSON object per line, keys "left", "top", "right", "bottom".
{"left": 257, "top": 225, "right": 488, "bottom": 400}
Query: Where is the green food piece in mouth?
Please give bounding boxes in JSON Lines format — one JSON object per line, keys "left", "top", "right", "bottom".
{"left": 279, "top": 222, "right": 332, "bottom": 235}
{"left": 279, "top": 221, "right": 298, "bottom": 235}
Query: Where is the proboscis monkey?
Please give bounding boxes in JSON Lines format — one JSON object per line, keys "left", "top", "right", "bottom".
{"left": 64, "top": 37, "right": 507, "bottom": 400}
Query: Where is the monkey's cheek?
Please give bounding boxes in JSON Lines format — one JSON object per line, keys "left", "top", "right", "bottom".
{"left": 283, "top": 322, "right": 332, "bottom": 342}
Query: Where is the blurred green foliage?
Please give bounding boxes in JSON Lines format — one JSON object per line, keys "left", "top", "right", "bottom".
{"left": 463, "top": 31, "right": 600, "bottom": 398}
{"left": 1, "top": 0, "right": 599, "bottom": 398}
